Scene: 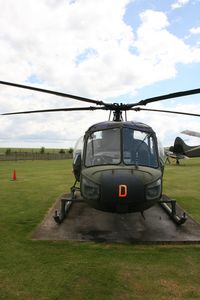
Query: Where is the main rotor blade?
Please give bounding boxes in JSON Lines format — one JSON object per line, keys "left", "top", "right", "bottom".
{"left": 132, "top": 107, "right": 200, "bottom": 117}
{"left": 0, "top": 80, "right": 105, "bottom": 106}
{"left": 129, "top": 88, "right": 200, "bottom": 107}
{"left": 2, "top": 106, "right": 106, "bottom": 115}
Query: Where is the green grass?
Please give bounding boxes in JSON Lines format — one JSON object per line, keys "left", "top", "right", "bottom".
{"left": 0, "top": 159, "right": 200, "bottom": 299}
{"left": 163, "top": 158, "right": 200, "bottom": 222}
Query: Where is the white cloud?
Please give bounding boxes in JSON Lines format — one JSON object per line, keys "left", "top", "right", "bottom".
{"left": 171, "top": 0, "right": 190, "bottom": 9}
{"left": 190, "top": 27, "right": 200, "bottom": 35}
{"left": 0, "top": 2, "right": 199, "bottom": 96}
{"left": 0, "top": 1, "right": 199, "bottom": 148}
{"left": 0, "top": 0, "right": 135, "bottom": 97}
{"left": 134, "top": 10, "right": 200, "bottom": 86}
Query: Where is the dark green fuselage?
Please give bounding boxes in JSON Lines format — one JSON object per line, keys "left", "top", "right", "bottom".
{"left": 76, "top": 121, "right": 163, "bottom": 213}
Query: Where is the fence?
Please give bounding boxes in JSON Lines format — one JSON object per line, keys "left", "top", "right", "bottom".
{"left": 0, "top": 152, "right": 73, "bottom": 161}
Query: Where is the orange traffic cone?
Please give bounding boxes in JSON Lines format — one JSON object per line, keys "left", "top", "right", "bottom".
{"left": 12, "top": 169, "right": 17, "bottom": 181}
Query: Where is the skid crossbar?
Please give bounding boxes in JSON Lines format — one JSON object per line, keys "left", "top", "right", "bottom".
{"left": 160, "top": 195, "right": 187, "bottom": 225}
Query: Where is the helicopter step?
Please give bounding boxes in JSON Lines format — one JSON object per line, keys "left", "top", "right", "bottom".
{"left": 54, "top": 196, "right": 84, "bottom": 224}
{"left": 54, "top": 183, "right": 83, "bottom": 224}
{"left": 159, "top": 195, "right": 187, "bottom": 225}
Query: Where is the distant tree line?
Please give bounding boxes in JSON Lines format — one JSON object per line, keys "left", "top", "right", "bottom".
{"left": 4, "top": 147, "right": 74, "bottom": 155}
{"left": 0, "top": 147, "right": 74, "bottom": 161}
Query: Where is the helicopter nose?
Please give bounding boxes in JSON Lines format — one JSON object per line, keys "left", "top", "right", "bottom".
{"left": 100, "top": 169, "right": 146, "bottom": 213}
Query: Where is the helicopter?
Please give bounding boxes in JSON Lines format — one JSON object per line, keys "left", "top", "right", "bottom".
{"left": 0, "top": 80, "right": 200, "bottom": 225}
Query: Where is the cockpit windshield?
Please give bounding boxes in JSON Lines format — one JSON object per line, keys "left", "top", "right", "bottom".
{"left": 85, "top": 128, "right": 121, "bottom": 166}
{"left": 85, "top": 127, "right": 158, "bottom": 168}
{"left": 123, "top": 128, "right": 158, "bottom": 167}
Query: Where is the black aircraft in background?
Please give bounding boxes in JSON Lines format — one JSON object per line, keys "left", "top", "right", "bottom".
{"left": 167, "top": 130, "right": 200, "bottom": 164}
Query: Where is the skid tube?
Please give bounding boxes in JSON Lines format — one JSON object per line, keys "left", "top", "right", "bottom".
{"left": 54, "top": 181, "right": 83, "bottom": 224}
{"left": 159, "top": 195, "right": 187, "bottom": 225}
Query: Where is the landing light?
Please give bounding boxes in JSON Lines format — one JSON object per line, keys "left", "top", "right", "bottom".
{"left": 146, "top": 179, "right": 161, "bottom": 200}
{"left": 82, "top": 177, "right": 100, "bottom": 200}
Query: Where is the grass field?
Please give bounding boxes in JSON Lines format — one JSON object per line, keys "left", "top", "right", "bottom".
{"left": 0, "top": 158, "right": 200, "bottom": 299}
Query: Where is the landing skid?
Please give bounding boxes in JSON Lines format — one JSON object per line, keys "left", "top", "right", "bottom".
{"left": 54, "top": 186, "right": 187, "bottom": 226}
{"left": 54, "top": 181, "right": 83, "bottom": 224}
{"left": 160, "top": 195, "right": 187, "bottom": 225}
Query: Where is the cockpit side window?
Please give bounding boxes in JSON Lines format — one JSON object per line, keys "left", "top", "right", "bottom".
{"left": 85, "top": 128, "right": 121, "bottom": 166}
{"left": 123, "top": 128, "right": 158, "bottom": 167}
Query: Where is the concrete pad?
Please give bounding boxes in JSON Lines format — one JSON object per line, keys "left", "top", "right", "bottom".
{"left": 32, "top": 194, "right": 200, "bottom": 244}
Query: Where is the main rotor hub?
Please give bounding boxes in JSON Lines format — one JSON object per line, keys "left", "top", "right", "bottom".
{"left": 106, "top": 103, "right": 128, "bottom": 122}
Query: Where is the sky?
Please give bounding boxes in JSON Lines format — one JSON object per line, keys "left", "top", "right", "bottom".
{"left": 0, "top": 0, "right": 200, "bottom": 149}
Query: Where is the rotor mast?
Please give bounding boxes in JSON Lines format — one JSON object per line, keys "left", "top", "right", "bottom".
{"left": 108, "top": 103, "right": 126, "bottom": 122}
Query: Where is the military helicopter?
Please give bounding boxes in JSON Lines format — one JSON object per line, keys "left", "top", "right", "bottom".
{"left": 0, "top": 80, "right": 200, "bottom": 225}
